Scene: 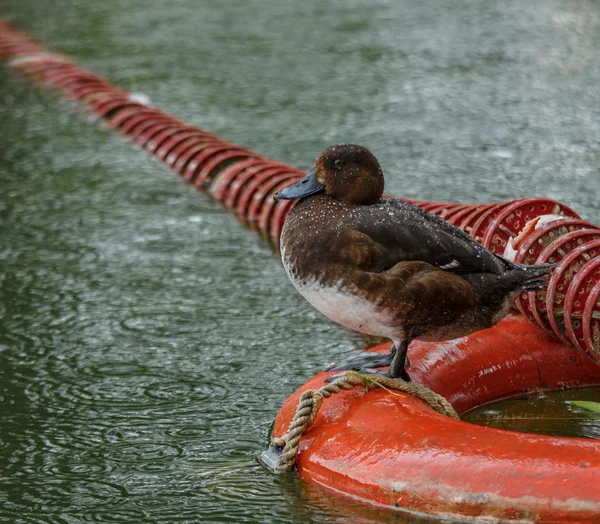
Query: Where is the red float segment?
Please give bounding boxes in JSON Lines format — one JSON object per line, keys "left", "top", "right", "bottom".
{"left": 458, "top": 202, "right": 496, "bottom": 232}
{"left": 528, "top": 229, "right": 600, "bottom": 333}
{"left": 133, "top": 122, "right": 182, "bottom": 147}
{"left": 186, "top": 146, "right": 252, "bottom": 187}
{"left": 0, "top": 25, "right": 45, "bottom": 58}
{"left": 272, "top": 316, "right": 600, "bottom": 521}
{"left": 234, "top": 169, "right": 297, "bottom": 221}
{"left": 583, "top": 281, "right": 600, "bottom": 361}
{"left": 444, "top": 204, "right": 478, "bottom": 225}
{"left": 51, "top": 71, "right": 105, "bottom": 87}
{"left": 511, "top": 218, "right": 597, "bottom": 266}
{"left": 67, "top": 83, "right": 121, "bottom": 101}
{"left": 158, "top": 131, "right": 218, "bottom": 162}
{"left": 0, "top": 41, "right": 45, "bottom": 59}
{"left": 509, "top": 218, "right": 598, "bottom": 318}
{"left": 51, "top": 72, "right": 120, "bottom": 96}
{"left": 263, "top": 197, "right": 296, "bottom": 250}
{"left": 48, "top": 71, "right": 107, "bottom": 93}
{"left": 91, "top": 99, "right": 146, "bottom": 119}
{"left": 109, "top": 107, "right": 167, "bottom": 131}
{"left": 247, "top": 173, "right": 300, "bottom": 227}
{"left": 547, "top": 241, "right": 600, "bottom": 347}
{"left": 120, "top": 115, "right": 175, "bottom": 138}
{"left": 437, "top": 203, "right": 473, "bottom": 221}
{"left": 195, "top": 148, "right": 260, "bottom": 189}
{"left": 166, "top": 136, "right": 216, "bottom": 169}
{"left": 224, "top": 165, "right": 290, "bottom": 209}
{"left": 210, "top": 158, "right": 268, "bottom": 202}
{"left": 482, "top": 198, "right": 580, "bottom": 253}
{"left": 14, "top": 61, "right": 73, "bottom": 87}
{"left": 468, "top": 201, "right": 508, "bottom": 243}
{"left": 418, "top": 201, "right": 447, "bottom": 212}
{"left": 564, "top": 257, "right": 600, "bottom": 355}
{"left": 145, "top": 127, "right": 191, "bottom": 153}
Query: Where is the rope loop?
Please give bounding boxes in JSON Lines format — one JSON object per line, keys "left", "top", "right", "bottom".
{"left": 267, "top": 371, "right": 458, "bottom": 473}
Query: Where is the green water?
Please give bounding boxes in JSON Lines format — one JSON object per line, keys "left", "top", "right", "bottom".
{"left": 1, "top": 1, "right": 600, "bottom": 522}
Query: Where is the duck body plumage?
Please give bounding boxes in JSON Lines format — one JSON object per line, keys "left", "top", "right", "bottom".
{"left": 281, "top": 194, "right": 535, "bottom": 342}
{"left": 275, "top": 144, "right": 554, "bottom": 380}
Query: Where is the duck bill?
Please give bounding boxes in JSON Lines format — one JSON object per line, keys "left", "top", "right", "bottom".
{"left": 273, "top": 168, "right": 325, "bottom": 200}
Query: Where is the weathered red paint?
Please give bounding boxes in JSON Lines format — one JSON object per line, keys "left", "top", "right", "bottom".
{"left": 419, "top": 202, "right": 448, "bottom": 212}
{"left": 51, "top": 72, "right": 100, "bottom": 88}
{"left": 177, "top": 143, "right": 232, "bottom": 181}
{"left": 444, "top": 204, "right": 477, "bottom": 225}
{"left": 67, "top": 83, "right": 119, "bottom": 100}
{"left": 165, "top": 136, "right": 215, "bottom": 168}
{"left": 90, "top": 97, "right": 141, "bottom": 118}
{"left": 526, "top": 230, "right": 600, "bottom": 336}
{"left": 272, "top": 316, "right": 600, "bottom": 522}
{"left": 437, "top": 203, "right": 472, "bottom": 221}
{"left": 511, "top": 219, "right": 597, "bottom": 317}
{"left": 221, "top": 164, "right": 276, "bottom": 209}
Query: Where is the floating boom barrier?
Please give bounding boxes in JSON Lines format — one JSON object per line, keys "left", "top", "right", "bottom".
{"left": 1, "top": 18, "right": 600, "bottom": 522}
{"left": 1, "top": 20, "right": 598, "bottom": 363}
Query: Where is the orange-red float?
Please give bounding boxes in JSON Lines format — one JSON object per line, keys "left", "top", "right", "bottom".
{"left": 271, "top": 316, "right": 600, "bottom": 522}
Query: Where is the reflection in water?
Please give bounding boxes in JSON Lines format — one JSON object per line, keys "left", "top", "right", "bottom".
{"left": 466, "top": 387, "right": 600, "bottom": 440}
{"left": 1, "top": 0, "right": 600, "bottom": 522}
{"left": 278, "top": 476, "right": 441, "bottom": 524}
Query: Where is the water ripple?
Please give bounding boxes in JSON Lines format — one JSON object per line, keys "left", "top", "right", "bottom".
{"left": 3, "top": 1, "right": 600, "bottom": 523}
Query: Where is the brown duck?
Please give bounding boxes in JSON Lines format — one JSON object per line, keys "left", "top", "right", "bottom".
{"left": 274, "top": 144, "right": 554, "bottom": 382}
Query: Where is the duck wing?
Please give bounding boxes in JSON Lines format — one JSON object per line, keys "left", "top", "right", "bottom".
{"left": 344, "top": 198, "right": 509, "bottom": 275}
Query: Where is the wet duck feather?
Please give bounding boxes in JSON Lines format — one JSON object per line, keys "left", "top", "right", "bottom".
{"left": 274, "top": 144, "right": 554, "bottom": 381}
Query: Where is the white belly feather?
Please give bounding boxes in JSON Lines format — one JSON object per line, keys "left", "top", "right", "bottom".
{"left": 282, "top": 249, "right": 398, "bottom": 339}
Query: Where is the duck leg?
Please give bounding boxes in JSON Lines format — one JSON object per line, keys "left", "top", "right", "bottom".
{"left": 325, "top": 344, "right": 396, "bottom": 374}
{"left": 326, "top": 336, "right": 413, "bottom": 382}
{"left": 326, "top": 335, "right": 413, "bottom": 381}
{"left": 387, "top": 337, "right": 411, "bottom": 382}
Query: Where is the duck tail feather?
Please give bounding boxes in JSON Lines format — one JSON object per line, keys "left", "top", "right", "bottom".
{"left": 511, "top": 263, "right": 557, "bottom": 291}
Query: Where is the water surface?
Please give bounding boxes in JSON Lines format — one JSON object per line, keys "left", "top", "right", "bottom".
{"left": 1, "top": 0, "right": 600, "bottom": 522}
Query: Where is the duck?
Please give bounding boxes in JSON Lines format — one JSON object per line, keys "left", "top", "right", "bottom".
{"left": 273, "top": 144, "right": 554, "bottom": 382}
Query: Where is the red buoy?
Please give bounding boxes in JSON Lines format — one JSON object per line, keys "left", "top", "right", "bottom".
{"left": 271, "top": 316, "right": 600, "bottom": 522}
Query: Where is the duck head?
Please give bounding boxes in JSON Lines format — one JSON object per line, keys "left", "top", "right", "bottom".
{"left": 274, "top": 144, "right": 384, "bottom": 205}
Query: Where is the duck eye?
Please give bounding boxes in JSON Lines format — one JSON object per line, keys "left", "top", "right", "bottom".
{"left": 334, "top": 159, "right": 341, "bottom": 168}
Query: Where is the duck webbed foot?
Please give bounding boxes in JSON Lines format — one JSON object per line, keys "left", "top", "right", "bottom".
{"left": 325, "top": 350, "right": 395, "bottom": 374}
{"left": 325, "top": 340, "right": 411, "bottom": 382}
